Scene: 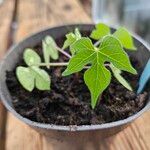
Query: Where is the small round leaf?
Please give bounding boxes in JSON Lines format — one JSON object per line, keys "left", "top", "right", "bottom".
{"left": 23, "top": 48, "right": 41, "bottom": 66}
{"left": 16, "top": 66, "right": 34, "bottom": 91}
{"left": 31, "top": 66, "right": 50, "bottom": 90}
{"left": 44, "top": 36, "right": 59, "bottom": 60}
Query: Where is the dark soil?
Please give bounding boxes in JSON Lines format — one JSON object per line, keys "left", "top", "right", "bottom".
{"left": 6, "top": 35, "right": 148, "bottom": 126}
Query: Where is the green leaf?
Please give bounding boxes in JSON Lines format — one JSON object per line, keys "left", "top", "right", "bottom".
{"left": 63, "top": 33, "right": 76, "bottom": 49}
{"left": 62, "top": 38, "right": 112, "bottom": 108}
{"left": 84, "top": 63, "right": 111, "bottom": 108}
{"left": 62, "top": 38, "right": 95, "bottom": 76}
{"left": 71, "top": 37, "right": 95, "bottom": 53}
{"left": 62, "top": 36, "right": 137, "bottom": 108}
{"left": 42, "top": 40, "right": 50, "bottom": 68}
{"left": 63, "top": 28, "right": 81, "bottom": 50}
{"left": 16, "top": 66, "right": 50, "bottom": 91}
{"left": 42, "top": 36, "right": 59, "bottom": 68}
{"left": 44, "top": 36, "right": 58, "bottom": 60}
{"left": 113, "top": 27, "right": 136, "bottom": 50}
{"left": 62, "top": 49, "right": 94, "bottom": 76}
{"left": 90, "top": 23, "right": 110, "bottom": 40}
{"left": 16, "top": 66, "right": 34, "bottom": 91}
{"left": 31, "top": 66, "right": 50, "bottom": 90}
{"left": 110, "top": 64, "right": 133, "bottom": 91}
{"left": 23, "top": 48, "right": 41, "bottom": 66}
{"left": 74, "top": 28, "right": 81, "bottom": 39}
{"left": 99, "top": 35, "right": 137, "bottom": 74}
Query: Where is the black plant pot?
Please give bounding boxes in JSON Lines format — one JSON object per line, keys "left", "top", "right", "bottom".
{"left": 0, "top": 24, "right": 150, "bottom": 144}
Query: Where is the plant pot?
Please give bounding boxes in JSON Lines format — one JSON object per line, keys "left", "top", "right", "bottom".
{"left": 0, "top": 24, "right": 150, "bottom": 143}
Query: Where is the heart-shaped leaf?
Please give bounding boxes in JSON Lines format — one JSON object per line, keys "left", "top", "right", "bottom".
{"left": 16, "top": 66, "right": 50, "bottom": 91}
{"left": 90, "top": 23, "right": 110, "bottom": 40}
{"left": 30, "top": 66, "right": 50, "bottom": 90}
{"left": 113, "top": 27, "right": 136, "bottom": 50}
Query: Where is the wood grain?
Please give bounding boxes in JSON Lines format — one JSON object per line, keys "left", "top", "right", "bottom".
{"left": 0, "top": 0, "right": 15, "bottom": 58}
{"left": 15, "top": 0, "right": 91, "bottom": 42}
{"left": 1, "top": 0, "right": 150, "bottom": 149}
{"left": 6, "top": 0, "right": 91, "bottom": 150}
{"left": 0, "top": 0, "right": 16, "bottom": 149}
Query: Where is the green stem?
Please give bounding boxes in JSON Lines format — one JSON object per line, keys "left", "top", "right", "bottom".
{"left": 56, "top": 46, "right": 72, "bottom": 58}
{"left": 94, "top": 40, "right": 101, "bottom": 47}
{"left": 33, "top": 62, "right": 110, "bottom": 68}
{"left": 56, "top": 40, "right": 100, "bottom": 59}
{"left": 37, "top": 62, "right": 68, "bottom": 67}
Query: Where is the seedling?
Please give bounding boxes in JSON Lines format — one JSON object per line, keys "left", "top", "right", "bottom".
{"left": 16, "top": 23, "right": 137, "bottom": 109}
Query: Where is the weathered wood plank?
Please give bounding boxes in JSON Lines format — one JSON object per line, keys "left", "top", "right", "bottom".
{"left": 15, "top": 0, "right": 91, "bottom": 42}
{"left": 6, "top": 0, "right": 91, "bottom": 150}
{"left": 79, "top": 0, "right": 91, "bottom": 16}
{"left": 0, "top": 0, "right": 16, "bottom": 149}
{"left": 5, "top": 0, "right": 150, "bottom": 149}
{"left": 6, "top": 114, "right": 43, "bottom": 150}
{"left": 0, "top": 0, "right": 15, "bottom": 58}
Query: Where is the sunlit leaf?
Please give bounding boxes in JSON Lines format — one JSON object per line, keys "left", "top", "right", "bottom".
{"left": 90, "top": 23, "right": 110, "bottom": 40}
{"left": 16, "top": 66, "right": 34, "bottom": 91}
{"left": 23, "top": 48, "right": 41, "bottom": 66}
{"left": 16, "top": 66, "right": 51, "bottom": 91}
{"left": 31, "top": 66, "right": 50, "bottom": 90}
{"left": 63, "top": 36, "right": 136, "bottom": 108}
{"left": 84, "top": 63, "right": 111, "bottom": 108}
{"left": 74, "top": 28, "right": 81, "bottom": 39}
{"left": 98, "top": 35, "right": 137, "bottom": 74}
{"left": 62, "top": 38, "right": 95, "bottom": 76}
{"left": 113, "top": 27, "right": 136, "bottom": 50}
{"left": 110, "top": 64, "right": 132, "bottom": 91}
{"left": 42, "top": 36, "right": 59, "bottom": 68}
{"left": 63, "top": 33, "right": 76, "bottom": 49}
{"left": 63, "top": 28, "right": 82, "bottom": 54}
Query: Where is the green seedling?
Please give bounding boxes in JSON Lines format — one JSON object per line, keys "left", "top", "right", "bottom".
{"left": 16, "top": 23, "right": 137, "bottom": 109}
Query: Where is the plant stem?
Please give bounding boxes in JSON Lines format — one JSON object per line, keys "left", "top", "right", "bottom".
{"left": 38, "top": 62, "right": 68, "bottom": 67}
{"left": 56, "top": 46, "right": 72, "bottom": 58}
{"left": 94, "top": 40, "right": 101, "bottom": 47}
{"left": 34, "top": 62, "right": 110, "bottom": 68}
{"left": 36, "top": 62, "right": 90, "bottom": 69}
{"left": 56, "top": 39, "right": 101, "bottom": 59}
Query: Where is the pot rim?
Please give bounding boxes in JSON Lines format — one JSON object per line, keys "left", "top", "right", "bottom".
{"left": 0, "top": 23, "right": 150, "bottom": 131}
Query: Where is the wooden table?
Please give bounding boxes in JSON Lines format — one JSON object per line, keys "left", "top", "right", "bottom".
{"left": 0, "top": 0, "right": 150, "bottom": 149}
